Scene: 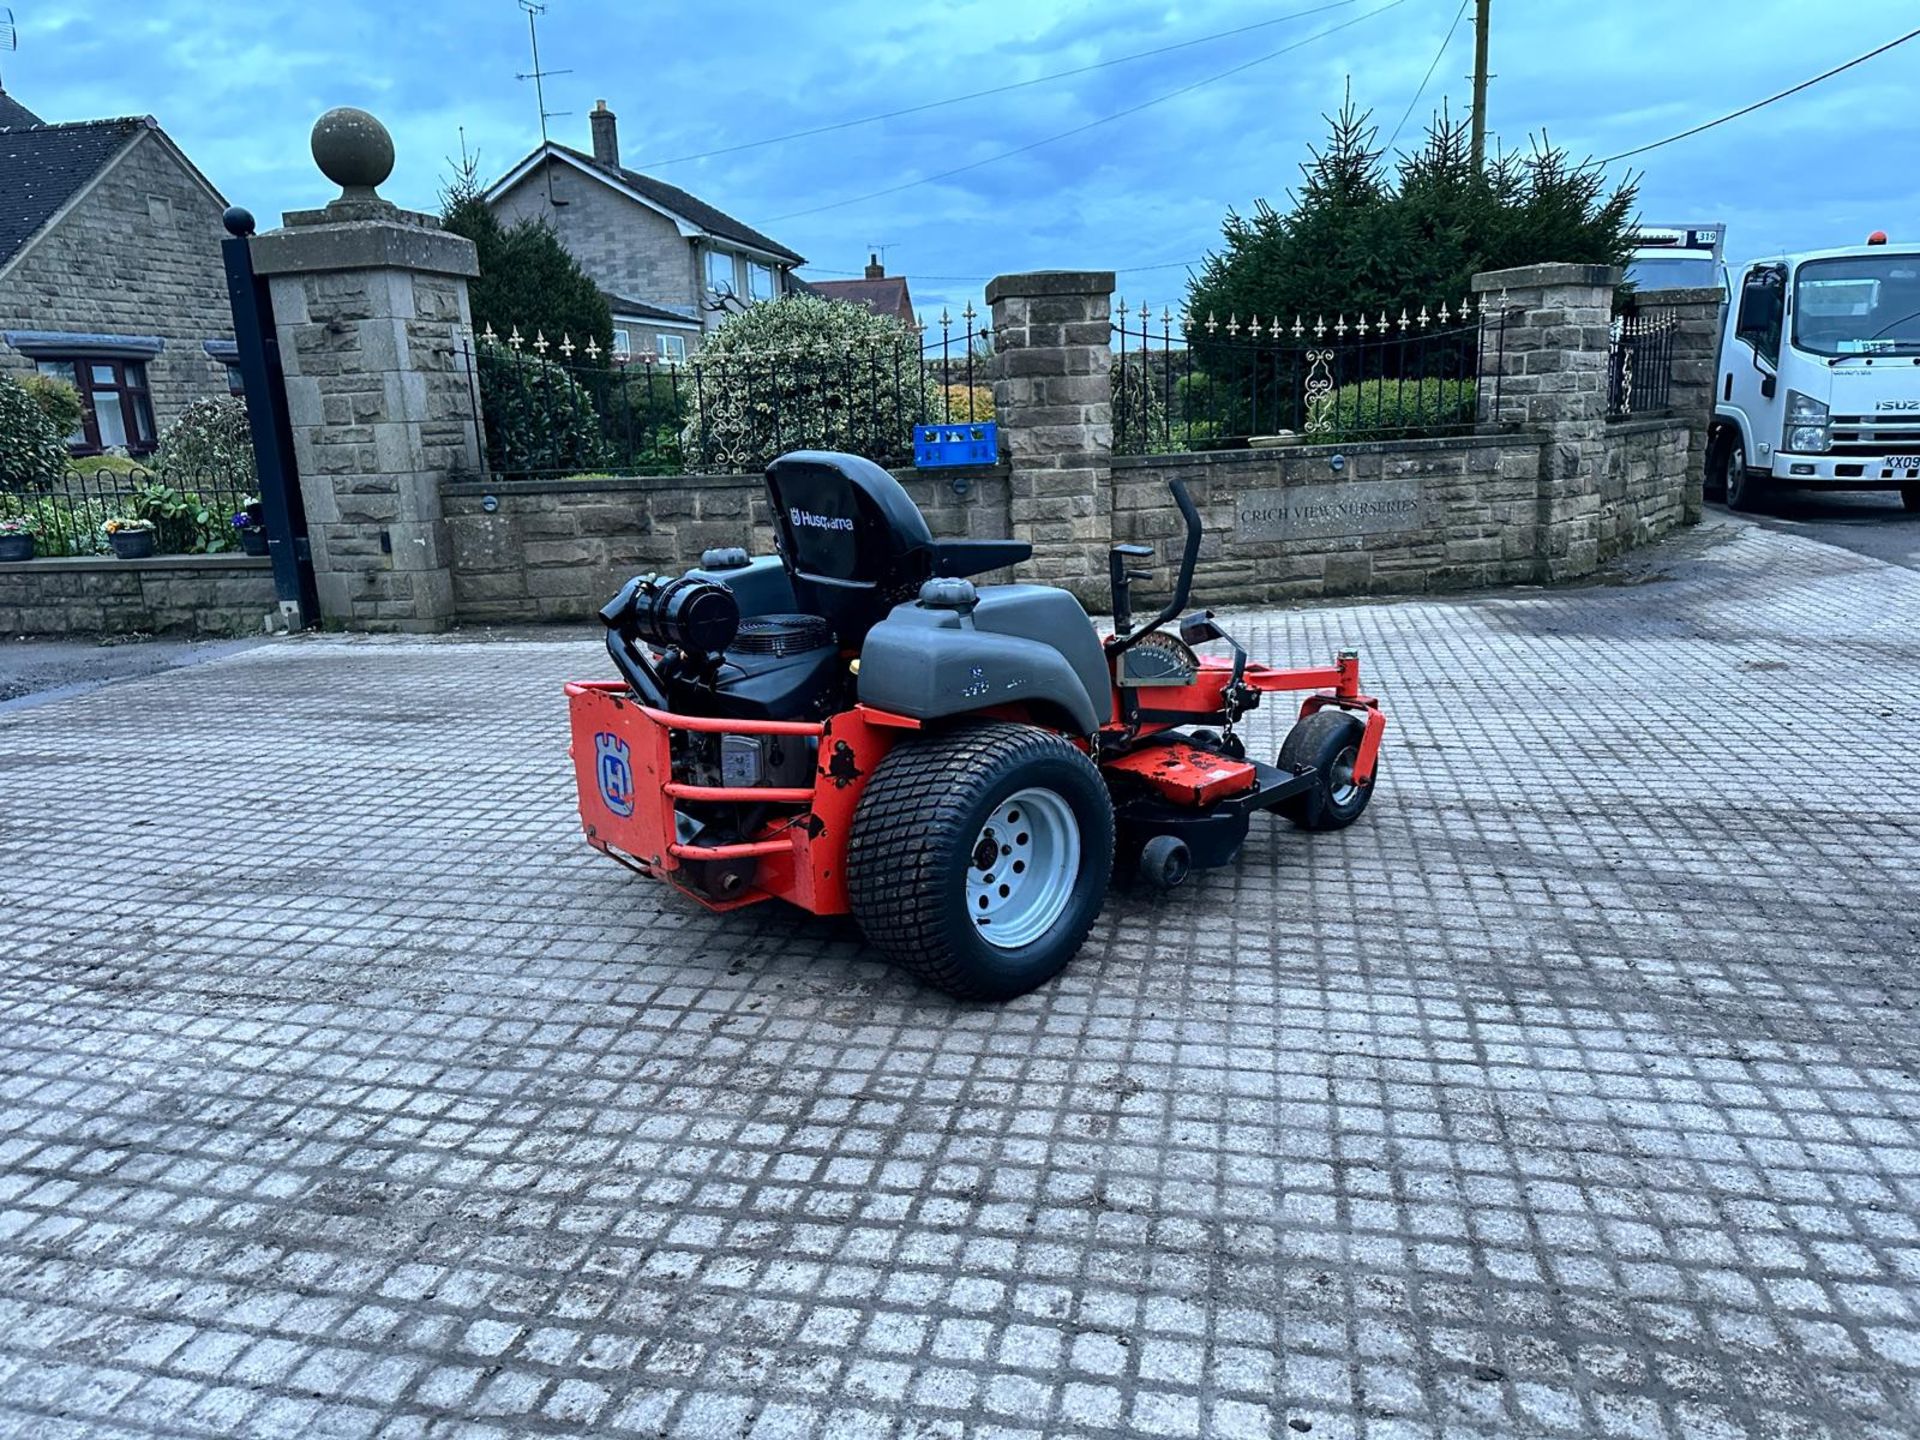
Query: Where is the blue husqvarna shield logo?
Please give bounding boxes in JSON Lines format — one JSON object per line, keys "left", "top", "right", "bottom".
{"left": 595, "top": 732, "right": 634, "bottom": 817}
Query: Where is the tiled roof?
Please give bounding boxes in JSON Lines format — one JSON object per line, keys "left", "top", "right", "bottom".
{"left": 0, "top": 115, "right": 146, "bottom": 268}
{"left": 547, "top": 143, "right": 805, "bottom": 264}
{"left": 0, "top": 89, "right": 42, "bottom": 129}
{"left": 604, "top": 292, "right": 698, "bottom": 326}
{"left": 808, "top": 275, "right": 915, "bottom": 324}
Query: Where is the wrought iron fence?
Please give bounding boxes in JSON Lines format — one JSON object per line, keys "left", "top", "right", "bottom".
{"left": 1112, "top": 298, "right": 1504, "bottom": 456}
{"left": 0, "top": 464, "right": 257, "bottom": 557}
{"left": 465, "top": 309, "right": 995, "bottom": 481}
{"left": 1607, "top": 307, "right": 1678, "bottom": 418}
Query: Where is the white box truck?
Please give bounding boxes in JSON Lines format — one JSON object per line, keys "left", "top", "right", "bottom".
{"left": 1712, "top": 234, "right": 1920, "bottom": 512}
{"left": 1627, "top": 222, "right": 1726, "bottom": 292}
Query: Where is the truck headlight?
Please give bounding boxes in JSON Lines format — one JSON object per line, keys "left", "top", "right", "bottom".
{"left": 1785, "top": 390, "right": 1830, "bottom": 452}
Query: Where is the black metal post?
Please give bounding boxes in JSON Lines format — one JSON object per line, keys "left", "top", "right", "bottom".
{"left": 221, "top": 208, "right": 318, "bottom": 629}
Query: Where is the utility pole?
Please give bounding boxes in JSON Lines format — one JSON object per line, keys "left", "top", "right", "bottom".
{"left": 1469, "top": 0, "right": 1491, "bottom": 172}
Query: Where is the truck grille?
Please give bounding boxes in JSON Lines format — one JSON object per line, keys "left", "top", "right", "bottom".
{"left": 1827, "top": 415, "right": 1920, "bottom": 456}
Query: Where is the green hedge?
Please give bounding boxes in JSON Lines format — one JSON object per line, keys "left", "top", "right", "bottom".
{"left": 1320, "top": 377, "right": 1477, "bottom": 441}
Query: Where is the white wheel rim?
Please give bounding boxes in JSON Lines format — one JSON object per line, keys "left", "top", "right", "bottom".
{"left": 1327, "top": 744, "right": 1361, "bottom": 807}
{"left": 966, "top": 787, "right": 1080, "bottom": 950}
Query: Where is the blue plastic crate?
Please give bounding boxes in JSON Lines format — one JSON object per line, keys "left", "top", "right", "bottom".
{"left": 913, "top": 421, "right": 998, "bottom": 469}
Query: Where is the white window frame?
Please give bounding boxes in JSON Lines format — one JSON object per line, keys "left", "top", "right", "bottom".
{"left": 706, "top": 249, "right": 735, "bottom": 296}
{"left": 612, "top": 327, "right": 632, "bottom": 361}
{"left": 747, "top": 261, "right": 775, "bottom": 302}
{"left": 655, "top": 333, "right": 687, "bottom": 365}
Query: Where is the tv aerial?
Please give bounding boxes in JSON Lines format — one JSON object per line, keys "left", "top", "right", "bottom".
{"left": 1, "top": 9, "right": 18, "bottom": 93}
{"left": 515, "top": 0, "right": 573, "bottom": 205}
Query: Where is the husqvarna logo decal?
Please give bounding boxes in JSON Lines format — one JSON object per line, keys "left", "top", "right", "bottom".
{"left": 790, "top": 506, "right": 855, "bottom": 532}
{"left": 595, "top": 732, "right": 634, "bottom": 817}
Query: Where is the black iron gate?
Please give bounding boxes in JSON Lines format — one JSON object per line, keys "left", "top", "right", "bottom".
{"left": 221, "top": 206, "right": 319, "bottom": 629}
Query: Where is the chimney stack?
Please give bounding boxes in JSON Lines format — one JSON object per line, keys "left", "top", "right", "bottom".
{"left": 590, "top": 99, "right": 619, "bottom": 168}
{"left": 864, "top": 253, "right": 884, "bottom": 280}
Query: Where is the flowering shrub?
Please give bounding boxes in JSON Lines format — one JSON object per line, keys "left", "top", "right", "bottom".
{"left": 104, "top": 516, "right": 154, "bottom": 534}
{"left": 0, "top": 373, "right": 70, "bottom": 485}
{"left": 155, "top": 397, "right": 256, "bottom": 491}
{"left": 680, "top": 296, "right": 940, "bottom": 472}
{"left": 0, "top": 513, "right": 38, "bottom": 536}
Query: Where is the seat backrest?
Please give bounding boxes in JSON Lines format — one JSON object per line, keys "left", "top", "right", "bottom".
{"left": 765, "top": 451, "right": 936, "bottom": 645}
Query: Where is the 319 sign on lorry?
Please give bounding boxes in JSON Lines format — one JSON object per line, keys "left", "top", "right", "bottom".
{"left": 1713, "top": 232, "right": 1920, "bottom": 512}
{"left": 566, "top": 451, "right": 1387, "bottom": 1001}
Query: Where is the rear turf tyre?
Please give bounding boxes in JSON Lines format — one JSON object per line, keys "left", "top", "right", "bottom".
{"left": 1275, "top": 709, "right": 1374, "bottom": 832}
{"left": 1903, "top": 484, "right": 1920, "bottom": 513}
{"left": 846, "top": 722, "right": 1113, "bottom": 1001}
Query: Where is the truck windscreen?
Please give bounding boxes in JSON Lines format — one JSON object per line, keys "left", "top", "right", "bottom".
{"left": 1793, "top": 255, "right": 1920, "bottom": 355}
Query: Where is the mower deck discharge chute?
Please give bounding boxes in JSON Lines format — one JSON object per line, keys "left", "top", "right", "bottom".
{"left": 567, "top": 450, "right": 1385, "bottom": 1000}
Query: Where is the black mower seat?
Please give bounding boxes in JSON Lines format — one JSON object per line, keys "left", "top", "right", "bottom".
{"left": 765, "top": 451, "right": 1030, "bottom": 647}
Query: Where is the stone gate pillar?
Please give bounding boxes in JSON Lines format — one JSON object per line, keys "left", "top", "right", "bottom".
{"left": 248, "top": 108, "right": 481, "bottom": 631}
{"left": 986, "top": 270, "right": 1114, "bottom": 608}
{"left": 1633, "top": 285, "right": 1724, "bottom": 526}
{"left": 1472, "top": 263, "right": 1619, "bottom": 582}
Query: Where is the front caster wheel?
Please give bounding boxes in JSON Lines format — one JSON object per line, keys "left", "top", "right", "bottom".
{"left": 1138, "top": 835, "right": 1191, "bottom": 891}
{"left": 846, "top": 722, "right": 1114, "bottom": 1001}
{"left": 1275, "top": 710, "right": 1375, "bottom": 831}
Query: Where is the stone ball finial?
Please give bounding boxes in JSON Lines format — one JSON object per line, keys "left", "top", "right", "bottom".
{"left": 311, "top": 107, "right": 395, "bottom": 198}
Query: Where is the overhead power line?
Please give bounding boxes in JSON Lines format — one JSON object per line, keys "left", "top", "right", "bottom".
{"left": 1383, "top": 0, "right": 1471, "bottom": 153}
{"left": 767, "top": 0, "right": 1413, "bottom": 223}
{"left": 811, "top": 19, "right": 1920, "bottom": 293}
{"left": 634, "top": 0, "right": 1373, "bottom": 171}
{"left": 1598, "top": 24, "right": 1920, "bottom": 163}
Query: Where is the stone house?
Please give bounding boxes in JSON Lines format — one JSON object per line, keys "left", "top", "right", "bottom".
{"left": 802, "top": 255, "right": 915, "bottom": 325}
{"left": 483, "top": 100, "right": 805, "bottom": 364}
{"left": 0, "top": 88, "right": 235, "bottom": 457}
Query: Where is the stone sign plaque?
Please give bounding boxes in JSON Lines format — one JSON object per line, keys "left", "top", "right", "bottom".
{"left": 1234, "top": 480, "right": 1422, "bottom": 542}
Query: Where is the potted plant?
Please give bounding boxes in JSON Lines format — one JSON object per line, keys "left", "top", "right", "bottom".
{"left": 231, "top": 502, "right": 269, "bottom": 557}
{"left": 0, "top": 514, "right": 35, "bottom": 563}
{"left": 103, "top": 516, "right": 156, "bottom": 560}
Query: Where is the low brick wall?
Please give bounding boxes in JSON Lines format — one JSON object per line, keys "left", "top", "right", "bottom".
{"left": 0, "top": 555, "right": 276, "bottom": 636}
{"left": 443, "top": 465, "right": 1013, "bottom": 624}
{"left": 1599, "top": 417, "right": 1693, "bottom": 561}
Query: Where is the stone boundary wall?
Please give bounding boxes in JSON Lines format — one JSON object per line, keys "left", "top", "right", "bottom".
{"left": 1114, "top": 435, "right": 1547, "bottom": 603}
{"left": 436, "top": 415, "right": 1689, "bottom": 622}
{"left": 1114, "top": 419, "right": 1689, "bottom": 604}
{"left": 0, "top": 556, "right": 276, "bottom": 637}
{"left": 443, "top": 465, "right": 1014, "bottom": 625}
{"left": 1599, "top": 417, "right": 1693, "bottom": 562}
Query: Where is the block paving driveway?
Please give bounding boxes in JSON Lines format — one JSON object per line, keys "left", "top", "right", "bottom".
{"left": 1, "top": 513, "right": 1918, "bottom": 1440}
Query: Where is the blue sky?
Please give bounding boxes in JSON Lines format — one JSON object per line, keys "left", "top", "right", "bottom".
{"left": 7, "top": 0, "right": 1918, "bottom": 323}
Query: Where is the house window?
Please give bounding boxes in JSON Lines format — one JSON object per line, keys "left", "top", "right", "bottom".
{"left": 612, "top": 328, "right": 633, "bottom": 361}
{"left": 35, "top": 357, "right": 155, "bottom": 455}
{"left": 748, "top": 262, "right": 774, "bottom": 302}
{"left": 225, "top": 364, "right": 245, "bottom": 397}
{"left": 655, "top": 334, "right": 687, "bottom": 365}
{"left": 706, "top": 249, "right": 735, "bottom": 296}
